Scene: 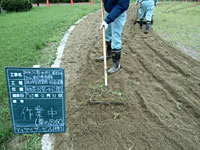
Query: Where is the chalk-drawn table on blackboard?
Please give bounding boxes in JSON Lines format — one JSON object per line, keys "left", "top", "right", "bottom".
{"left": 5, "top": 67, "right": 66, "bottom": 134}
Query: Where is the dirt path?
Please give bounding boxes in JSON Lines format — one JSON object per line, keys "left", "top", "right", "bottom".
{"left": 53, "top": 5, "right": 200, "bottom": 150}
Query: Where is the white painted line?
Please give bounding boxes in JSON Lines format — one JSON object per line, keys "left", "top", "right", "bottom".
{"left": 51, "top": 18, "right": 85, "bottom": 68}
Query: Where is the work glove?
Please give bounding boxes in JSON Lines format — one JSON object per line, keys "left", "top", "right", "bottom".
{"left": 100, "top": 21, "right": 108, "bottom": 30}
{"left": 136, "top": 2, "right": 138, "bottom": 5}
{"left": 155, "top": 2, "right": 157, "bottom": 6}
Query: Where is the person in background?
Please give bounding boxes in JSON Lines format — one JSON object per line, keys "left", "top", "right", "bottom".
{"left": 99, "top": 0, "right": 130, "bottom": 74}
{"left": 136, "top": 0, "right": 157, "bottom": 34}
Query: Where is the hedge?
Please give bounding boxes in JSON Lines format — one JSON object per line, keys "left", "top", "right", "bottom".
{"left": 1, "top": 0, "right": 32, "bottom": 12}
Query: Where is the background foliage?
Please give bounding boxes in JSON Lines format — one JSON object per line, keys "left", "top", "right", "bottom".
{"left": 1, "top": 0, "right": 32, "bottom": 12}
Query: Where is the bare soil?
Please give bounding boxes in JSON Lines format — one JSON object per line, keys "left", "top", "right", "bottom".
{"left": 53, "top": 5, "right": 200, "bottom": 150}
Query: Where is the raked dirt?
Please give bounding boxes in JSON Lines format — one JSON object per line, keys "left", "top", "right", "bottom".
{"left": 49, "top": 5, "right": 200, "bottom": 150}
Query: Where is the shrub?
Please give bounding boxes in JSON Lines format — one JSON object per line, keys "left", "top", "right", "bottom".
{"left": 1, "top": 0, "right": 32, "bottom": 12}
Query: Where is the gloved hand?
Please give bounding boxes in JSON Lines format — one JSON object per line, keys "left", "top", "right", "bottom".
{"left": 136, "top": 2, "right": 138, "bottom": 5}
{"left": 100, "top": 21, "right": 108, "bottom": 30}
{"left": 155, "top": 2, "right": 157, "bottom": 6}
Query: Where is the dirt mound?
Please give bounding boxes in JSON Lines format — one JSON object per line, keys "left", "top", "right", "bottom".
{"left": 54, "top": 5, "right": 200, "bottom": 150}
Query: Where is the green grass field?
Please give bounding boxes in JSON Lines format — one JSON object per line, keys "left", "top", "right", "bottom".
{"left": 0, "top": 4, "right": 100, "bottom": 149}
{"left": 153, "top": 2, "right": 200, "bottom": 51}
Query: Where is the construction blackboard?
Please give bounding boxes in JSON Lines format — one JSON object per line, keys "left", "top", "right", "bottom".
{"left": 5, "top": 67, "right": 66, "bottom": 134}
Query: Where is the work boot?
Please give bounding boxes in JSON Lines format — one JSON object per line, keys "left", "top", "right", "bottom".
{"left": 99, "top": 41, "right": 112, "bottom": 61}
{"left": 108, "top": 49, "right": 121, "bottom": 74}
{"left": 140, "top": 19, "right": 143, "bottom": 29}
{"left": 151, "top": 19, "right": 153, "bottom": 25}
{"left": 144, "top": 22, "right": 150, "bottom": 34}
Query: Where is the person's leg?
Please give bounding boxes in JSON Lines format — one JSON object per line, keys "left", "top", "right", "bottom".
{"left": 144, "top": 21, "right": 150, "bottom": 34}
{"left": 140, "top": 2, "right": 146, "bottom": 29}
{"left": 108, "top": 11, "right": 127, "bottom": 74}
{"left": 111, "top": 11, "right": 127, "bottom": 50}
{"left": 146, "top": 2, "right": 154, "bottom": 22}
{"left": 105, "top": 12, "right": 112, "bottom": 55}
{"left": 105, "top": 19, "right": 112, "bottom": 42}
{"left": 99, "top": 41, "right": 112, "bottom": 60}
{"left": 145, "top": 2, "right": 154, "bottom": 34}
{"left": 99, "top": 12, "right": 112, "bottom": 60}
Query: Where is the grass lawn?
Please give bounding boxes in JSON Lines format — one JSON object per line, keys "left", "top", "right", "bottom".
{"left": 153, "top": 2, "right": 200, "bottom": 52}
{"left": 0, "top": 4, "right": 100, "bottom": 149}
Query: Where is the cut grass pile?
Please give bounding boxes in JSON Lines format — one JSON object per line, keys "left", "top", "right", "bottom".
{"left": 0, "top": 4, "right": 100, "bottom": 149}
{"left": 153, "top": 2, "right": 200, "bottom": 51}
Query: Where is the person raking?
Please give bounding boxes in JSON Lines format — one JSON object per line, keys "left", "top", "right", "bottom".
{"left": 99, "top": 0, "right": 130, "bottom": 74}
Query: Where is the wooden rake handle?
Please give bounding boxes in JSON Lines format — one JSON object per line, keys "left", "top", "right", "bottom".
{"left": 101, "top": 0, "right": 108, "bottom": 87}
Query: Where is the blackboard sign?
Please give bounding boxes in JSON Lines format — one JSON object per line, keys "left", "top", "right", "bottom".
{"left": 5, "top": 67, "right": 66, "bottom": 134}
